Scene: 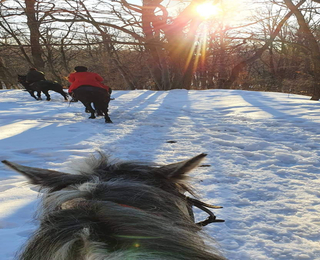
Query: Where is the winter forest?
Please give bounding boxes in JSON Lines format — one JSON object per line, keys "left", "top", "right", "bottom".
{"left": 1, "top": 1, "right": 320, "bottom": 259}
{"left": 1, "top": 0, "right": 320, "bottom": 100}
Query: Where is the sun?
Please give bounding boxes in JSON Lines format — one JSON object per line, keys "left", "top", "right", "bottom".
{"left": 196, "top": 2, "right": 221, "bottom": 19}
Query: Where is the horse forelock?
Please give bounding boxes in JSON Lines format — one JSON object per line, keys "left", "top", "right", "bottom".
{"left": 41, "top": 176, "right": 190, "bottom": 220}
{"left": 68, "top": 155, "right": 193, "bottom": 200}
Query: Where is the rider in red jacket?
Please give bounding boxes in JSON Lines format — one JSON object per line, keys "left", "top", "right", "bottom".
{"left": 68, "top": 66, "right": 109, "bottom": 94}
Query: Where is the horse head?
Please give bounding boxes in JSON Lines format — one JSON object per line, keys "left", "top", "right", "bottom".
{"left": 17, "top": 74, "right": 27, "bottom": 84}
{"left": 2, "top": 153, "right": 225, "bottom": 260}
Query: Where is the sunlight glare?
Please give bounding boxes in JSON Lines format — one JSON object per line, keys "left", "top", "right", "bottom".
{"left": 196, "top": 2, "right": 221, "bottom": 19}
{"left": 0, "top": 120, "right": 41, "bottom": 140}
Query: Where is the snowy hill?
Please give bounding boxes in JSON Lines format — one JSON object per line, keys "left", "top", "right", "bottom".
{"left": 0, "top": 89, "right": 319, "bottom": 260}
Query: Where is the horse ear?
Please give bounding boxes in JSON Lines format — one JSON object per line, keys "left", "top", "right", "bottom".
{"left": 159, "top": 153, "right": 207, "bottom": 179}
{"left": 2, "top": 160, "right": 89, "bottom": 189}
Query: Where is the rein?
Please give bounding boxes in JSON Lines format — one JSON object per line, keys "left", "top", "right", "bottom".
{"left": 61, "top": 197, "right": 224, "bottom": 227}
{"left": 186, "top": 197, "right": 225, "bottom": 226}
{"left": 118, "top": 197, "right": 225, "bottom": 227}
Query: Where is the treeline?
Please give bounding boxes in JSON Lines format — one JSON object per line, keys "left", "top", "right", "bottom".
{"left": 1, "top": 0, "right": 320, "bottom": 100}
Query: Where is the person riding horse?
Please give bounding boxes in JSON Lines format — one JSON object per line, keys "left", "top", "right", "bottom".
{"left": 26, "top": 67, "right": 46, "bottom": 84}
{"left": 20, "top": 69, "right": 68, "bottom": 101}
{"left": 68, "top": 66, "right": 110, "bottom": 96}
{"left": 68, "top": 66, "right": 112, "bottom": 123}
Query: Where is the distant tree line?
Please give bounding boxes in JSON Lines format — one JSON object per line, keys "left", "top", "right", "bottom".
{"left": 1, "top": 0, "right": 320, "bottom": 100}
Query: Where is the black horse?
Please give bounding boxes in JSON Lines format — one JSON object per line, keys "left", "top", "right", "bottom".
{"left": 72, "top": 85, "right": 112, "bottom": 123}
{"left": 18, "top": 75, "right": 68, "bottom": 101}
{"left": 2, "top": 153, "right": 226, "bottom": 260}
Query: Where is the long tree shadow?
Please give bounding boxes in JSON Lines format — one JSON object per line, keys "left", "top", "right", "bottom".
{"left": 181, "top": 90, "right": 320, "bottom": 259}
{"left": 110, "top": 90, "right": 164, "bottom": 118}
{"left": 239, "top": 91, "right": 320, "bottom": 122}
{"left": 108, "top": 90, "right": 129, "bottom": 100}
{"left": 96, "top": 90, "right": 194, "bottom": 162}
{"left": 0, "top": 90, "right": 198, "bottom": 259}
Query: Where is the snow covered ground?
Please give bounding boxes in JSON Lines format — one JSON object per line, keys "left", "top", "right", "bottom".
{"left": 0, "top": 89, "right": 319, "bottom": 260}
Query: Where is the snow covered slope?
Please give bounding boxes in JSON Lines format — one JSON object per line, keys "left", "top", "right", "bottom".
{"left": 0, "top": 89, "right": 319, "bottom": 260}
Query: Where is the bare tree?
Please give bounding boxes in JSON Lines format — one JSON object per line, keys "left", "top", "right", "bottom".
{"left": 224, "top": 0, "right": 306, "bottom": 89}
{"left": 0, "top": 57, "right": 15, "bottom": 89}
{"left": 283, "top": 0, "right": 320, "bottom": 100}
{"left": 138, "top": 0, "right": 209, "bottom": 89}
{"left": 2, "top": 0, "right": 319, "bottom": 94}
{"left": 24, "top": 0, "right": 46, "bottom": 70}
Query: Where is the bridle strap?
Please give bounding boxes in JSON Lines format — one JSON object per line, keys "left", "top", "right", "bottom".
{"left": 117, "top": 197, "right": 225, "bottom": 227}
{"left": 186, "top": 197, "right": 225, "bottom": 226}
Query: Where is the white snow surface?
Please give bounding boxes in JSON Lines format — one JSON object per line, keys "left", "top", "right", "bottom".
{"left": 0, "top": 89, "right": 319, "bottom": 260}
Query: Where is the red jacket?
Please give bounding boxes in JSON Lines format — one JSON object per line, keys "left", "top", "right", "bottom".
{"left": 68, "top": 72, "right": 108, "bottom": 93}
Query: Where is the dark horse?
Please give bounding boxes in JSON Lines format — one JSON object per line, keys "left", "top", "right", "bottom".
{"left": 2, "top": 153, "right": 226, "bottom": 260}
{"left": 73, "top": 85, "right": 112, "bottom": 123}
{"left": 18, "top": 75, "right": 68, "bottom": 101}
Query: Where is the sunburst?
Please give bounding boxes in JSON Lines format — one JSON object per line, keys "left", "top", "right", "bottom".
{"left": 196, "top": 2, "right": 221, "bottom": 19}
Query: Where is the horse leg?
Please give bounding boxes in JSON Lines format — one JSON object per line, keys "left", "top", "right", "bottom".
{"left": 104, "top": 97, "right": 112, "bottom": 123}
{"left": 85, "top": 107, "right": 91, "bottom": 113}
{"left": 93, "top": 102, "right": 104, "bottom": 116}
{"left": 42, "top": 90, "right": 51, "bottom": 101}
{"left": 87, "top": 104, "right": 96, "bottom": 119}
{"left": 94, "top": 99, "right": 112, "bottom": 123}
{"left": 36, "top": 91, "right": 42, "bottom": 100}
{"left": 57, "top": 90, "right": 69, "bottom": 101}
{"left": 80, "top": 101, "right": 95, "bottom": 119}
{"left": 62, "top": 91, "right": 69, "bottom": 101}
{"left": 101, "top": 93, "right": 112, "bottom": 123}
{"left": 96, "top": 110, "right": 104, "bottom": 116}
{"left": 28, "top": 90, "right": 38, "bottom": 100}
{"left": 49, "top": 82, "right": 68, "bottom": 101}
{"left": 104, "top": 111, "right": 112, "bottom": 123}
{"left": 103, "top": 100, "right": 112, "bottom": 123}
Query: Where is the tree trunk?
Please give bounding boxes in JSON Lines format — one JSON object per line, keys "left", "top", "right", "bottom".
{"left": 25, "top": 0, "right": 45, "bottom": 71}
{"left": 0, "top": 57, "right": 15, "bottom": 89}
{"left": 283, "top": 0, "right": 320, "bottom": 100}
{"left": 141, "top": 0, "right": 171, "bottom": 90}
{"left": 141, "top": 0, "right": 207, "bottom": 90}
{"left": 166, "top": 18, "right": 201, "bottom": 89}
